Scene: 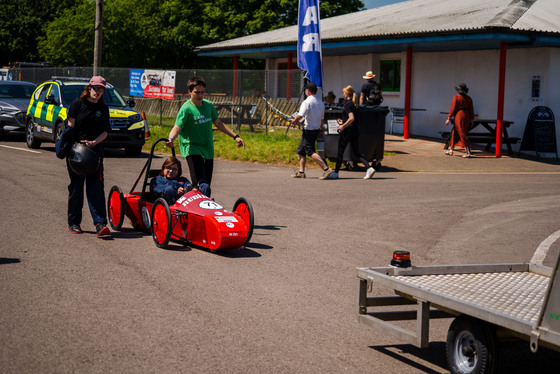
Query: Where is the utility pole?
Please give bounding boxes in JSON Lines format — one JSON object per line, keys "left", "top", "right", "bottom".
{"left": 93, "top": 0, "right": 103, "bottom": 75}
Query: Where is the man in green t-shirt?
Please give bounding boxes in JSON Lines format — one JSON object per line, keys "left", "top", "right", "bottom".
{"left": 166, "top": 76, "right": 245, "bottom": 196}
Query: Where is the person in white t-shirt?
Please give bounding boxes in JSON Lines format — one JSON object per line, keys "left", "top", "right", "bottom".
{"left": 290, "top": 82, "right": 333, "bottom": 180}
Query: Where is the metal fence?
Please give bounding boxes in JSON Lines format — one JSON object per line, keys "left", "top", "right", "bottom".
{"left": 8, "top": 66, "right": 307, "bottom": 128}
{"left": 10, "top": 66, "right": 306, "bottom": 100}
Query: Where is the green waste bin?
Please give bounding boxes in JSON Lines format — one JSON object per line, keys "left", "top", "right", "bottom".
{"left": 320, "top": 106, "right": 389, "bottom": 170}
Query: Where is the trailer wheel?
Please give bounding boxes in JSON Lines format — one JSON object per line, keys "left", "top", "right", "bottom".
{"left": 446, "top": 316, "right": 497, "bottom": 374}
{"left": 151, "top": 198, "right": 172, "bottom": 248}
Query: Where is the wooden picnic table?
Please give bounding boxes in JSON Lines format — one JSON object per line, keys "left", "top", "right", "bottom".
{"left": 214, "top": 103, "right": 259, "bottom": 132}
{"left": 440, "top": 118, "right": 520, "bottom": 156}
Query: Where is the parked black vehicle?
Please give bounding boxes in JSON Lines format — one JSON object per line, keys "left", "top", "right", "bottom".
{"left": 0, "top": 81, "right": 37, "bottom": 137}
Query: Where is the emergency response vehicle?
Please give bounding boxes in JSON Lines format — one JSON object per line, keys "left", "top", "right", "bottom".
{"left": 25, "top": 77, "right": 146, "bottom": 156}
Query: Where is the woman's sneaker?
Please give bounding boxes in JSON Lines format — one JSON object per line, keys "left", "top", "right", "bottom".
{"left": 95, "top": 223, "right": 110, "bottom": 237}
{"left": 364, "top": 167, "right": 376, "bottom": 179}
{"left": 328, "top": 172, "right": 339, "bottom": 179}
{"left": 68, "top": 224, "right": 83, "bottom": 234}
{"left": 291, "top": 170, "right": 306, "bottom": 178}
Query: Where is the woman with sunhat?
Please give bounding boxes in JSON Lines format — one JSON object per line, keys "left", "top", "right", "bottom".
{"left": 445, "top": 83, "right": 475, "bottom": 158}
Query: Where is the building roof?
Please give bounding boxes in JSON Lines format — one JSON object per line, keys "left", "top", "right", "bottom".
{"left": 196, "top": 0, "right": 560, "bottom": 59}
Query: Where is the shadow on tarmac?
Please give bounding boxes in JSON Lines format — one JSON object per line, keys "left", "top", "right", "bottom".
{"left": 253, "top": 224, "right": 285, "bottom": 231}
{"left": 211, "top": 246, "right": 262, "bottom": 258}
{"left": 0, "top": 258, "right": 21, "bottom": 265}
{"left": 370, "top": 343, "right": 447, "bottom": 374}
{"left": 371, "top": 340, "right": 560, "bottom": 373}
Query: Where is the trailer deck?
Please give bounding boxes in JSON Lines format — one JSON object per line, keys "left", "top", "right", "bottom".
{"left": 357, "top": 259, "right": 560, "bottom": 356}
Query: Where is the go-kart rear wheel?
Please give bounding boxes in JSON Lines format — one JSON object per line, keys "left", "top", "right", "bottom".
{"left": 233, "top": 197, "right": 254, "bottom": 245}
{"left": 108, "top": 185, "right": 125, "bottom": 230}
{"left": 151, "top": 198, "right": 172, "bottom": 248}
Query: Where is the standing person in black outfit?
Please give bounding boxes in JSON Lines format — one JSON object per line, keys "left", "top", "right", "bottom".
{"left": 330, "top": 86, "right": 376, "bottom": 180}
{"left": 66, "top": 76, "right": 111, "bottom": 237}
{"left": 360, "top": 71, "right": 383, "bottom": 106}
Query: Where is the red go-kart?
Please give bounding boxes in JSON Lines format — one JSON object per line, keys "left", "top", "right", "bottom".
{"left": 107, "top": 138, "right": 254, "bottom": 250}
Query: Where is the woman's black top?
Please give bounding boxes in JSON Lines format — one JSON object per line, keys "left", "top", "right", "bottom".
{"left": 67, "top": 98, "right": 111, "bottom": 155}
{"left": 341, "top": 99, "right": 359, "bottom": 134}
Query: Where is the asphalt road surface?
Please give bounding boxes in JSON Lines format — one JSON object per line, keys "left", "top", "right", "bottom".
{"left": 1, "top": 136, "right": 560, "bottom": 373}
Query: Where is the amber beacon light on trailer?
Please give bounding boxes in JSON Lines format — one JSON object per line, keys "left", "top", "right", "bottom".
{"left": 390, "top": 250, "right": 411, "bottom": 268}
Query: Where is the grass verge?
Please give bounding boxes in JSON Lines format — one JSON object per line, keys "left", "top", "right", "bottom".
{"left": 144, "top": 114, "right": 394, "bottom": 167}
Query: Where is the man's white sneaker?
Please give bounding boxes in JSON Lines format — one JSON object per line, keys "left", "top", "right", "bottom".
{"left": 364, "top": 167, "right": 376, "bottom": 179}
{"left": 319, "top": 167, "right": 333, "bottom": 180}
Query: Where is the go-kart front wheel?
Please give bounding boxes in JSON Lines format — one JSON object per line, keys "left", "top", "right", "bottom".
{"left": 108, "top": 185, "right": 126, "bottom": 230}
{"left": 233, "top": 197, "right": 254, "bottom": 245}
{"left": 151, "top": 198, "right": 172, "bottom": 248}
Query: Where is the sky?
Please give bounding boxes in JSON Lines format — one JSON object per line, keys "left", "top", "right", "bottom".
{"left": 363, "top": 0, "right": 408, "bottom": 9}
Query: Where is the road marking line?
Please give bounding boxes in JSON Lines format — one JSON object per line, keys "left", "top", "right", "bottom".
{"left": 0, "top": 145, "right": 41, "bottom": 153}
{"left": 531, "top": 229, "right": 560, "bottom": 265}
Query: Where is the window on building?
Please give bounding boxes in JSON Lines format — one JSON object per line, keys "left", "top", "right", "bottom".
{"left": 531, "top": 75, "right": 541, "bottom": 102}
{"left": 379, "top": 60, "right": 401, "bottom": 92}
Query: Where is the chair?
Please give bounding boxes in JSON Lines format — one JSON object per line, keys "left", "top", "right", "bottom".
{"left": 390, "top": 107, "right": 405, "bottom": 135}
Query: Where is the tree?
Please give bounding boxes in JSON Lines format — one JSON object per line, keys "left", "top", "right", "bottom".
{"left": 0, "top": 0, "right": 76, "bottom": 66}
{"left": 195, "top": 0, "right": 364, "bottom": 44}
{"left": 32, "top": 0, "right": 365, "bottom": 68}
{"left": 37, "top": 1, "right": 95, "bottom": 66}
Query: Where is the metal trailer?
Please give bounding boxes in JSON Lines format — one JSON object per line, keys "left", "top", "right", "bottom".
{"left": 356, "top": 250, "right": 560, "bottom": 374}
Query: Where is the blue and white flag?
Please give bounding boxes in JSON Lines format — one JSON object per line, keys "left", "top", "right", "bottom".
{"left": 297, "top": 0, "right": 323, "bottom": 88}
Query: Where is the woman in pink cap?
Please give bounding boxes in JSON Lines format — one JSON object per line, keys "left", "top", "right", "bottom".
{"left": 65, "top": 76, "right": 111, "bottom": 237}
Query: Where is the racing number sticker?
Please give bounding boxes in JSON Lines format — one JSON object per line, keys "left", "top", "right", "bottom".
{"left": 199, "top": 201, "right": 223, "bottom": 210}
{"left": 214, "top": 216, "right": 238, "bottom": 223}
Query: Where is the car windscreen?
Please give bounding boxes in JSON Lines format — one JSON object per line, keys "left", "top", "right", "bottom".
{"left": 61, "top": 85, "right": 85, "bottom": 105}
{"left": 0, "top": 83, "right": 36, "bottom": 99}
{"left": 61, "top": 84, "right": 127, "bottom": 107}
{"left": 103, "top": 87, "right": 127, "bottom": 107}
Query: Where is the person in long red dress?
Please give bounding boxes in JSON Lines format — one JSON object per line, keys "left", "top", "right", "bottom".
{"left": 445, "top": 83, "right": 474, "bottom": 158}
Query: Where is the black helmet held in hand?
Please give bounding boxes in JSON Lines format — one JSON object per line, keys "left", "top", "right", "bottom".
{"left": 67, "top": 142, "right": 100, "bottom": 176}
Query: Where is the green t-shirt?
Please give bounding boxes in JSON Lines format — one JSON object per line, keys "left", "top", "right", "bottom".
{"left": 175, "top": 99, "right": 218, "bottom": 159}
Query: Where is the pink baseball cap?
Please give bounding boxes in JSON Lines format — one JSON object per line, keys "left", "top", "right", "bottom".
{"left": 89, "top": 76, "right": 106, "bottom": 87}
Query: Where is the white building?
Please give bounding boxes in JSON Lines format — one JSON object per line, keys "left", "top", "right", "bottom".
{"left": 196, "top": 0, "right": 560, "bottom": 156}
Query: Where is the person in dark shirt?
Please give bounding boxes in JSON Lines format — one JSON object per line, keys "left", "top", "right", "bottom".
{"left": 360, "top": 71, "right": 383, "bottom": 106}
{"left": 66, "top": 76, "right": 111, "bottom": 237}
{"left": 331, "top": 86, "right": 376, "bottom": 180}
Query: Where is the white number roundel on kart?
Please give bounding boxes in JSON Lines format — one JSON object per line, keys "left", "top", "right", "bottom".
{"left": 199, "top": 201, "right": 223, "bottom": 210}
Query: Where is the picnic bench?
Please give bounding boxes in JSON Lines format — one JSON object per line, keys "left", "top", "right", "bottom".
{"left": 215, "top": 103, "right": 260, "bottom": 132}
{"left": 440, "top": 119, "right": 520, "bottom": 156}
